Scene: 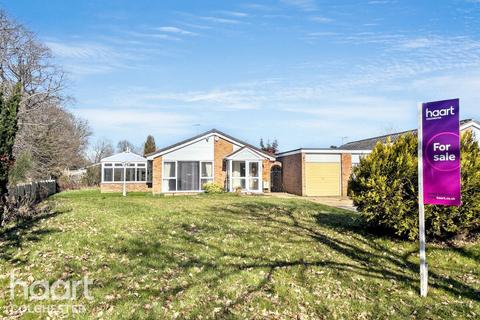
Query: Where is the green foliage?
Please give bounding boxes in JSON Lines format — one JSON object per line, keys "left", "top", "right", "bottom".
{"left": 8, "top": 152, "right": 33, "bottom": 185}
{"left": 202, "top": 182, "right": 224, "bottom": 194}
{"left": 83, "top": 166, "right": 101, "bottom": 186}
{"left": 2, "top": 190, "right": 478, "bottom": 318}
{"left": 349, "top": 131, "right": 480, "bottom": 240}
{"left": 143, "top": 135, "right": 156, "bottom": 156}
{"left": 260, "top": 138, "right": 279, "bottom": 154}
{"left": 0, "top": 83, "right": 21, "bottom": 225}
{"left": 0, "top": 84, "right": 22, "bottom": 194}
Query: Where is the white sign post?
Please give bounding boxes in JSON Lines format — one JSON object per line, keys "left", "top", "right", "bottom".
{"left": 122, "top": 162, "right": 128, "bottom": 197}
{"left": 417, "top": 103, "right": 428, "bottom": 297}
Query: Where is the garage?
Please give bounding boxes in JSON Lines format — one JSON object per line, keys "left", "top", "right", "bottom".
{"left": 277, "top": 148, "right": 371, "bottom": 197}
{"left": 304, "top": 154, "right": 341, "bottom": 196}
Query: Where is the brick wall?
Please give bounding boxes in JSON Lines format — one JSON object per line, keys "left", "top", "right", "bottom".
{"left": 152, "top": 156, "right": 163, "bottom": 194}
{"left": 341, "top": 153, "right": 352, "bottom": 197}
{"left": 278, "top": 153, "right": 304, "bottom": 196}
{"left": 262, "top": 160, "right": 274, "bottom": 192}
{"left": 214, "top": 137, "right": 233, "bottom": 189}
{"left": 100, "top": 183, "right": 150, "bottom": 193}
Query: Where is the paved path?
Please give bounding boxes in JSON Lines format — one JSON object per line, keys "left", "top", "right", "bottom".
{"left": 265, "top": 192, "right": 356, "bottom": 211}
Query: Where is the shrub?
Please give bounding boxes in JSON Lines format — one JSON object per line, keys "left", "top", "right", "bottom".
{"left": 349, "top": 131, "right": 480, "bottom": 240}
{"left": 82, "top": 166, "right": 101, "bottom": 186}
{"left": 57, "top": 174, "right": 83, "bottom": 191}
{"left": 203, "top": 182, "right": 224, "bottom": 194}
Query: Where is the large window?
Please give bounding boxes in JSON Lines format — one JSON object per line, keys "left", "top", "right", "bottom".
{"left": 232, "top": 161, "right": 246, "bottom": 190}
{"left": 114, "top": 164, "right": 124, "bottom": 182}
{"left": 201, "top": 162, "right": 214, "bottom": 188}
{"left": 102, "top": 162, "right": 148, "bottom": 183}
{"left": 125, "top": 164, "right": 135, "bottom": 181}
{"left": 230, "top": 160, "right": 261, "bottom": 192}
{"left": 137, "top": 163, "right": 146, "bottom": 182}
{"left": 103, "top": 163, "right": 113, "bottom": 182}
{"left": 163, "top": 162, "right": 176, "bottom": 191}
{"left": 162, "top": 161, "right": 214, "bottom": 192}
{"left": 249, "top": 162, "right": 260, "bottom": 191}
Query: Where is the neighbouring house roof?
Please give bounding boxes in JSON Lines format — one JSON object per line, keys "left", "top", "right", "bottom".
{"left": 145, "top": 129, "right": 275, "bottom": 161}
{"left": 339, "top": 119, "right": 480, "bottom": 150}
{"left": 100, "top": 151, "right": 147, "bottom": 163}
{"left": 276, "top": 148, "right": 372, "bottom": 157}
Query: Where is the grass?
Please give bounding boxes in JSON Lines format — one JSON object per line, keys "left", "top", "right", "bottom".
{"left": 0, "top": 189, "right": 479, "bottom": 319}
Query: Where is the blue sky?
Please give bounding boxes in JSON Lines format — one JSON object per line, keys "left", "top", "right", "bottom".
{"left": 2, "top": 0, "right": 480, "bottom": 151}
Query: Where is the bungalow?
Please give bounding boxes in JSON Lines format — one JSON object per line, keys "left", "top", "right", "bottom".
{"left": 101, "top": 119, "right": 478, "bottom": 196}
{"left": 100, "top": 129, "right": 276, "bottom": 194}
{"left": 277, "top": 119, "right": 479, "bottom": 197}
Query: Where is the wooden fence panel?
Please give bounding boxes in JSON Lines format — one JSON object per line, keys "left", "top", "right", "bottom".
{"left": 8, "top": 180, "right": 57, "bottom": 204}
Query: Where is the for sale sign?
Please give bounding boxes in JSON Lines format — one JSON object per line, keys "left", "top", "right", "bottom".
{"left": 421, "top": 98, "right": 461, "bottom": 206}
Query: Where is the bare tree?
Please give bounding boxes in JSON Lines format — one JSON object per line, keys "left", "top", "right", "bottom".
{"left": 16, "top": 105, "right": 90, "bottom": 179}
{"left": 0, "top": 10, "right": 91, "bottom": 182}
{"left": 117, "top": 140, "right": 137, "bottom": 153}
{"left": 0, "top": 10, "right": 65, "bottom": 111}
{"left": 89, "top": 139, "right": 114, "bottom": 163}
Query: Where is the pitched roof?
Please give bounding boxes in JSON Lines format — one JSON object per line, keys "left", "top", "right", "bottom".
{"left": 225, "top": 146, "right": 270, "bottom": 160}
{"left": 145, "top": 129, "right": 275, "bottom": 160}
{"left": 100, "top": 151, "right": 147, "bottom": 162}
{"left": 339, "top": 119, "right": 479, "bottom": 150}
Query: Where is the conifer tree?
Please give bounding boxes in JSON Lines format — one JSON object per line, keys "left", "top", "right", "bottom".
{"left": 0, "top": 83, "right": 22, "bottom": 225}
{"left": 143, "top": 135, "right": 156, "bottom": 156}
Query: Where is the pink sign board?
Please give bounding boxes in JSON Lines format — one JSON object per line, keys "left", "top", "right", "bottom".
{"left": 421, "top": 99, "right": 461, "bottom": 206}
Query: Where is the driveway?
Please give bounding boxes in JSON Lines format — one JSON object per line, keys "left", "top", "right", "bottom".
{"left": 266, "top": 192, "right": 356, "bottom": 211}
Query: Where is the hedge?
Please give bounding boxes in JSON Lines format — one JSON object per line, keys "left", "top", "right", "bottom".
{"left": 349, "top": 130, "right": 480, "bottom": 240}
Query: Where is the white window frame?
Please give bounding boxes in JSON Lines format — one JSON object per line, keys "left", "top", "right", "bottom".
{"left": 162, "top": 161, "right": 177, "bottom": 192}
{"left": 101, "top": 162, "right": 148, "bottom": 183}
{"left": 200, "top": 161, "right": 214, "bottom": 189}
{"left": 162, "top": 160, "right": 215, "bottom": 192}
{"left": 228, "top": 160, "right": 262, "bottom": 193}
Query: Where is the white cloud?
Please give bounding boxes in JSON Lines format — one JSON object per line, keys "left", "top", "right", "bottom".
{"left": 283, "top": 96, "right": 411, "bottom": 121}
{"left": 155, "top": 26, "right": 197, "bottom": 36}
{"left": 216, "top": 11, "right": 249, "bottom": 17}
{"left": 200, "top": 16, "right": 241, "bottom": 24}
{"left": 368, "top": 0, "right": 396, "bottom": 4}
{"left": 80, "top": 108, "right": 190, "bottom": 128}
{"left": 281, "top": 0, "right": 317, "bottom": 11}
{"left": 310, "top": 16, "right": 333, "bottom": 23}
{"left": 46, "top": 41, "right": 113, "bottom": 59}
{"left": 127, "top": 31, "right": 182, "bottom": 41}
{"left": 46, "top": 40, "right": 136, "bottom": 76}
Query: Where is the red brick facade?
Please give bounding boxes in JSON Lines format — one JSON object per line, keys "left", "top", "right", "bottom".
{"left": 214, "top": 137, "right": 234, "bottom": 188}
{"left": 341, "top": 153, "right": 352, "bottom": 197}
{"left": 100, "top": 183, "right": 150, "bottom": 193}
{"left": 152, "top": 156, "right": 162, "bottom": 194}
{"left": 278, "top": 153, "right": 304, "bottom": 196}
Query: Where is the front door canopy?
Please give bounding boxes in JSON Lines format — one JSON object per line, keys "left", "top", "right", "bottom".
{"left": 225, "top": 146, "right": 270, "bottom": 161}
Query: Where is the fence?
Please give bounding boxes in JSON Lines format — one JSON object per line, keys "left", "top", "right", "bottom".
{"left": 8, "top": 180, "right": 57, "bottom": 204}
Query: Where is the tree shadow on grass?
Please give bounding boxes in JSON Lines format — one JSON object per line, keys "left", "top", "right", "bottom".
{"left": 106, "top": 199, "right": 479, "bottom": 318}
{"left": 0, "top": 209, "right": 65, "bottom": 265}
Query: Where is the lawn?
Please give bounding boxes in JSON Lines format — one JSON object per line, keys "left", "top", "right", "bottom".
{"left": 0, "top": 190, "right": 479, "bottom": 319}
